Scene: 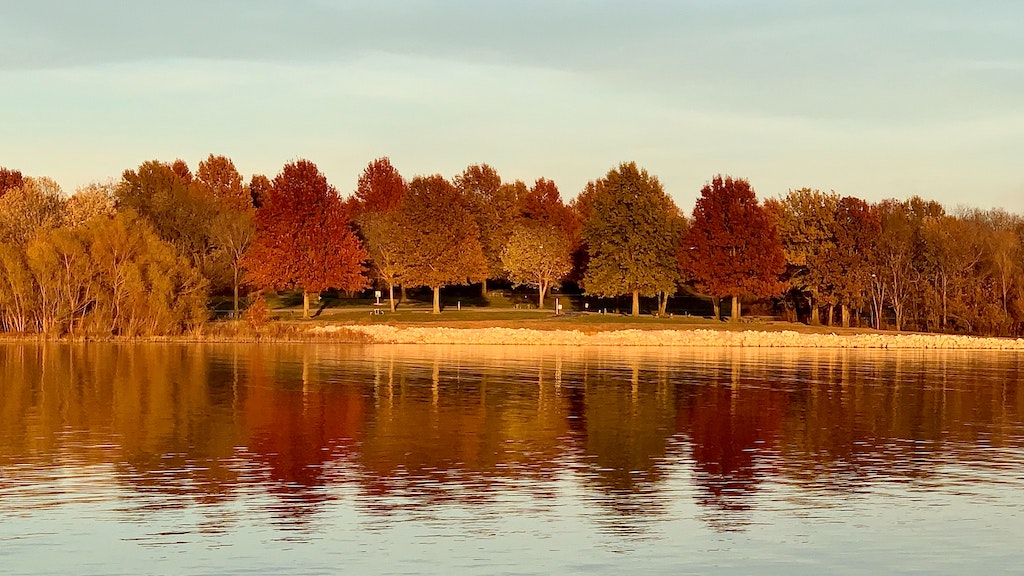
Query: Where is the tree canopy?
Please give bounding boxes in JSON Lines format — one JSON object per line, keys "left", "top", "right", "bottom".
{"left": 581, "top": 162, "right": 681, "bottom": 316}
{"left": 243, "top": 159, "right": 367, "bottom": 317}
{"left": 680, "top": 175, "right": 786, "bottom": 320}
{"left": 396, "top": 174, "right": 487, "bottom": 313}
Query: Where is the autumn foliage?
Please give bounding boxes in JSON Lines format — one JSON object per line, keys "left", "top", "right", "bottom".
{"left": 6, "top": 151, "right": 1024, "bottom": 337}
{"left": 397, "top": 174, "right": 487, "bottom": 313}
{"left": 243, "top": 159, "right": 367, "bottom": 317}
{"left": 680, "top": 175, "right": 786, "bottom": 320}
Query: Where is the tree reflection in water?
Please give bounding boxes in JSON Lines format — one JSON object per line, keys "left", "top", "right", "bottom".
{"left": 0, "top": 344, "right": 1022, "bottom": 536}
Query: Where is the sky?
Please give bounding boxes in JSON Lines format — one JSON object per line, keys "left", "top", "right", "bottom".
{"left": 2, "top": 0, "right": 1023, "bottom": 212}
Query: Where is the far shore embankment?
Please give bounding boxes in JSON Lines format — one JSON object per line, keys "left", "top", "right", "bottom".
{"left": 311, "top": 324, "right": 1024, "bottom": 350}
{"left": 5, "top": 318, "right": 1024, "bottom": 350}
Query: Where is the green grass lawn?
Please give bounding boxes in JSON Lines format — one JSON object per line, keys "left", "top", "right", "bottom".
{"left": 239, "top": 289, "right": 876, "bottom": 335}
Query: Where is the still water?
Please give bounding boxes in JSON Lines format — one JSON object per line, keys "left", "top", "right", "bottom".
{"left": 1, "top": 343, "right": 1022, "bottom": 575}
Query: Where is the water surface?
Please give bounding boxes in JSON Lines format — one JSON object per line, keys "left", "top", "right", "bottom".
{"left": 1, "top": 344, "right": 1022, "bottom": 575}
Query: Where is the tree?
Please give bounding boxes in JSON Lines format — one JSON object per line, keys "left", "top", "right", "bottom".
{"left": 354, "top": 157, "right": 407, "bottom": 215}
{"left": 249, "top": 174, "right": 272, "bottom": 209}
{"left": 455, "top": 164, "right": 518, "bottom": 296}
{"left": 581, "top": 162, "right": 681, "bottom": 316}
{"left": 766, "top": 189, "right": 840, "bottom": 324}
{"left": 501, "top": 222, "right": 573, "bottom": 309}
{"left": 396, "top": 174, "right": 487, "bottom": 313}
{"left": 86, "top": 211, "right": 209, "bottom": 336}
{"left": 193, "top": 156, "right": 256, "bottom": 313}
{"left": 918, "top": 212, "right": 984, "bottom": 332}
{"left": 358, "top": 211, "right": 406, "bottom": 312}
{"left": 0, "top": 177, "right": 65, "bottom": 246}
{"left": 66, "top": 182, "right": 117, "bottom": 228}
{"left": 832, "top": 196, "right": 880, "bottom": 328}
{"left": 352, "top": 157, "right": 408, "bottom": 311}
{"left": 0, "top": 167, "right": 24, "bottom": 199}
{"left": 117, "top": 159, "right": 215, "bottom": 271}
{"left": 196, "top": 154, "right": 250, "bottom": 210}
{"left": 519, "top": 177, "right": 581, "bottom": 249}
{"left": 210, "top": 206, "right": 256, "bottom": 314}
{"left": 26, "top": 226, "right": 94, "bottom": 334}
{"left": 872, "top": 197, "right": 943, "bottom": 331}
{"left": 983, "top": 212, "right": 1021, "bottom": 328}
{"left": 680, "top": 175, "right": 786, "bottom": 321}
{"left": 242, "top": 159, "right": 367, "bottom": 318}
{"left": 0, "top": 242, "right": 36, "bottom": 332}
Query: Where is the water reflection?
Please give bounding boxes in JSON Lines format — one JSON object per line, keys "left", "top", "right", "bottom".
{"left": 1, "top": 344, "right": 1023, "bottom": 539}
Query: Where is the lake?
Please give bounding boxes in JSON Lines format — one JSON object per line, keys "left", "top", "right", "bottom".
{"left": 1, "top": 343, "right": 1022, "bottom": 575}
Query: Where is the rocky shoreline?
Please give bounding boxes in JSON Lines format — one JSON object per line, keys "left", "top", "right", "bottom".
{"left": 312, "top": 325, "right": 1024, "bottom": 350}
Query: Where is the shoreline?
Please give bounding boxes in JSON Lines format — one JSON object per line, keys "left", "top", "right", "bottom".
{"left": 3, "top": 324, "right": 1024, "bottom": 350}
{"left": 320, "top": 325, "right": 1024, "bottom": 350}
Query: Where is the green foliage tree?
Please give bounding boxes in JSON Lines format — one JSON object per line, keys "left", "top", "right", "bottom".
{"left": 680, "top": 175, "right": 786, "bottom": 321}
{"left": 582, "top": 162, "right": 681, "bottom": 316}
{"left": 396, "top": 174, "right": 487, "bottom": 313}
{"left": 359, "top": 211, "right": 406, "bottom": 312}
{"left": 501, "top": 222, "right": 573, "bottom": 309}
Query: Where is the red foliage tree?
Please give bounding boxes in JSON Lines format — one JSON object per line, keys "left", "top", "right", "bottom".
{"left": 242, "top": 159, "right": 368, "bottom": 317}
{"left": 518, "top": 178, "right": 581, "bottom": 245}
{"left": 0, "top": 167, "right": 24, "bottom": 199}
{"left": 354, "top": 157, "right": 407, "bottom": 215}
{"left": 680, "top": 175, "right": 786, "bottom": 320}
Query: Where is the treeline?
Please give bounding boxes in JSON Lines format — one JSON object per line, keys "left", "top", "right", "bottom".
{"left": 0, "top": 158, "right": 1022, "bottom": 337}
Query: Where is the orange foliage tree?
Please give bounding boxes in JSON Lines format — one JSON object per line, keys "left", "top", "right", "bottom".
{"left": 243, "top": 160, "right": 367, "bottom": 318}
{"left": 455, "top": 164, "right": 518, "bottom": 296}
{"left": 680, "top": 175, "right": 786, "bottom": 321}
{"left": 396, "top": 174, "right": 487, "bottom": 313}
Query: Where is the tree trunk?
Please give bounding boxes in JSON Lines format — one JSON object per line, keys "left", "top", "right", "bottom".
{"left": 432, "top": 286, "right": 441, "bottom": 314}
{"left": 400, "top": 285, "right": 407, "bottom": 302}
{"left": 809, "top": 295, "right": 820, "bottom": 325}
{"left": 481, "top": 278, "right": 488, "bottom": 298}
{"left": 303, "top": 291, "right": 311, "bottom": 319}
{"left": 826, "top": 304, "right": 834, "bottom": 327}
{"left": 940, "top": 274, "right": 948, "bottom": 331}
{"left": 712, "top": 296, "right": 721, "bottom": 321}
{"left": 659, "top": 292, "right": 669, "bottom": 316}
{"left": 731, "top": 295, "right": 741, "bottom": 322}
{"left": 232, "top": 265, "right": 240, "bottom": 314}
{"left": 841, "top": 304, "right": 850, "bottom": 328}
{"left": 388, "top": 284, "right": 396, "bottom": 312}
{"left": 538, "top": 282, "right": 547, "bottom": 310}
{"left": 632, "top": 290, "right": 640, "bottom": 317}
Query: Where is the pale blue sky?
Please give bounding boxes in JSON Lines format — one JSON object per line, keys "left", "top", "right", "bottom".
{"left": 2, "top": 0, "right": 1022, "bottom": 212}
